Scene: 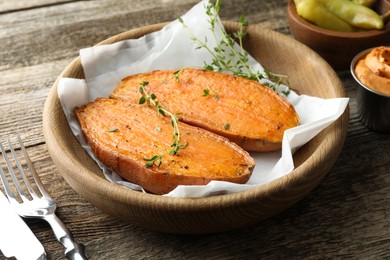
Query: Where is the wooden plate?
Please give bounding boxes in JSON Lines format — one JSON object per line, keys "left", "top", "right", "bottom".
{"left": 42, "top": 22, "right": 349, "bottom": 234}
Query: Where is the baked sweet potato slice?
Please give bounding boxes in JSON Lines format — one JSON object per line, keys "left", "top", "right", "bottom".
{"left": 75, "top": 98, "right": 255, "bottom": 195}
{"left": 111, "top": 68, "right": 300, "bottom": 152}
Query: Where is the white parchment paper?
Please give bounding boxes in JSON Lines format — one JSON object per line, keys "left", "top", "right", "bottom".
{"left": 57, "top": 0, "right": 349, "bottom": 197}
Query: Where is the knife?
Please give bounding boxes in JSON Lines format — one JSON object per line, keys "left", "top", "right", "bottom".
{"left": 0, "top": 191, "right": 47, "bottom": 260}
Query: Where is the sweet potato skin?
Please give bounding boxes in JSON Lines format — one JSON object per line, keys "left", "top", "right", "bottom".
{"left": 75, "top": 98, "right": 255, "bottom": 195}
{"left": 110, "top": 68, "right": 300, "bottom": 152}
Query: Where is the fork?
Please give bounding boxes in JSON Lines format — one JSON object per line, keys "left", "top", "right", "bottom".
{"left": 0, "top": 135, "right": 87, "bottom": 260}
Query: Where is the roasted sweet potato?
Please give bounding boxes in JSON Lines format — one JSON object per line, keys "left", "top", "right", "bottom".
{"left": 111, "top": 68, "right": 300, "bottom": 152}
{"left": 75, "top": 98, "right": 255, "bottom": 195}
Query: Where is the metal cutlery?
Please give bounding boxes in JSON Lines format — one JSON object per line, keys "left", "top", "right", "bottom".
{"left": 0, "top": 135, "right": 87, "bottom": 260}
{"left": 0, "top": 189, "right": 46, "bottom": 260}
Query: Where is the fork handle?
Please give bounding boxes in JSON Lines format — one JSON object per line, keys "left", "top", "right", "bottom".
{"left": 44, "top": 214, "right": 88, "bottom": 260}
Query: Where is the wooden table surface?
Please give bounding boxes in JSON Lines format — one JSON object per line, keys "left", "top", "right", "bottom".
{"left": 1, "top": 0, "right": 389, "bottom": 259}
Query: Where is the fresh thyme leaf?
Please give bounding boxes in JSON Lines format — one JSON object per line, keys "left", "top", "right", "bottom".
{"left": 145, "top": 161, "right": 154, "bottom": 168}
{"left": 158, "top": 107, "right": 165, "bottom": 116}
{"left": 144, "top": 155, "right": 163, "bottom": 168}
{"left": 173, "top": 69, "right": 182, "bottom": 82}
{"left": 224, "top": 123, "right": 230, "bottom": 130}
{"left": 139, "top": 81, "right": 187, "bottom": 168}
{"left": 140, "top": 81, "right": 149, "bottom": 87}
{"left": 139, "top": 96, "right": 146, "bottom": 105}
{"left": 282, "top": 89, "right": 291, "bottom": 96}
{"left": 145, "top": 155, "right": 159, "bottom": 162}
{"left": 203, "top": 64, "right": 214, "bottom": 71}
{"left": 202, "top": 88, "right": 219, "bottom": 100}
{"left": 108, "top": 128, "right": 119, "bottom": 132}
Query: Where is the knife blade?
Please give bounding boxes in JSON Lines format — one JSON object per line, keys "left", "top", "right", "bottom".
{"left": 0, "top": 191, "right": 46, "bottom": 260}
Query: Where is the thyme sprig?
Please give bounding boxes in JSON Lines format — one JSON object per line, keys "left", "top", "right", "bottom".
{"left": 173, "top": 69, "right": 182, "bottom": 82}
{"left": 179, "top": 0, "right": 290, "bottom": 94}
{"left": 139, "top": 81, "right": 187, "bottom": 168}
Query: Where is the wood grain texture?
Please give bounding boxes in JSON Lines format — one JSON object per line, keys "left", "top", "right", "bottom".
{"left": 1, "top": 0, "right": 389, "bottom": 259}
{"left": 0, "top": 0, "right": 77, "bottom": 13}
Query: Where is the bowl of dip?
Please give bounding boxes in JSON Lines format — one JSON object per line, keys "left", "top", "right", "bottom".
{"left": 351, "top": 46, "right": 390, "bottom": 133}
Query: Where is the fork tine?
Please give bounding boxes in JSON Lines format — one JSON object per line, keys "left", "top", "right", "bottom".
{"left": 0, "top": 141, "right": 26, "bottom": 203}
{"left": 0, "top": 148, "right": 17, "bottom": 203}
{"left": 8, "top": 137, "right": 40, "bottom": 199}
{"left": 17, "top": 135, "right": 53, "bottom": 200}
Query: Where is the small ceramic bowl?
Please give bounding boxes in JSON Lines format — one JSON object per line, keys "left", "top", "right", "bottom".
{"left": 288, "top": 0, "right": 390, "bottom": 70}
{"left": 351, "top": 47, "right": 390, "bottom": 133}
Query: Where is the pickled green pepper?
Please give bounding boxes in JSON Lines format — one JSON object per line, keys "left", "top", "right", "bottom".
{"left": 294, "top": 0, "right": 356, "bottom": 32}
{"left": 294, "top": 0, "right": 384, "bottom": 31}
{"left": 317, "top": 0, "right": 383, "bottom": 29}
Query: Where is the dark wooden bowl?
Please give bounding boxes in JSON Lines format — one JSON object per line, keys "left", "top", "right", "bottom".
{"left": 288, "top": 0, "right": 390, "bottom": 70}
{"left": 42, "top": 22, "right": 349, "bottom": 234}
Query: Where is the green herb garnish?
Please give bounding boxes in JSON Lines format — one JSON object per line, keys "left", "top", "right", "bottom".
{"left": 179, "top": 0, "right": 290, "bottom": 94}
{"left": 173, "top": 69, "right": 183, "bottom": 82}
{"left": 202, "top": 88, "right": 219, "bottom": 100}
{"left": 139, "top": 81, "right": 188, "bottom": 168}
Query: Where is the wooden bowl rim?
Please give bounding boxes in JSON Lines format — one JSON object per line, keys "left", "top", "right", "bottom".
{"left": 287, "top": 0, "right": 390, "bottom": 38}
{"left": 43, "top": 21, "right": 349, "bottom": 212}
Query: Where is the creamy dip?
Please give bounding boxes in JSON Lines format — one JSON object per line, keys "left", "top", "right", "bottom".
{"left": 354, "top": 46, "right": 390, "bottom": 96}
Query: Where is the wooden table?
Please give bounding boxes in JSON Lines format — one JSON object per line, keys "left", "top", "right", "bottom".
{"left": 1, "top": 0, "right": 389, "bottom": 259}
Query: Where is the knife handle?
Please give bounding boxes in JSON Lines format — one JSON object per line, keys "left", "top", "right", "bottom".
{"left": 44, "top": 214, "right": 88, "bottom": 260}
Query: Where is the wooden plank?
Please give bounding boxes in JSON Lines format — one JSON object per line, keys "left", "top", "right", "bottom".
{"left": 0, "top": 60, "right": 71, "bottom": 146}
{"left": 0, "top": 0, "right": 77, "bottom": 13}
